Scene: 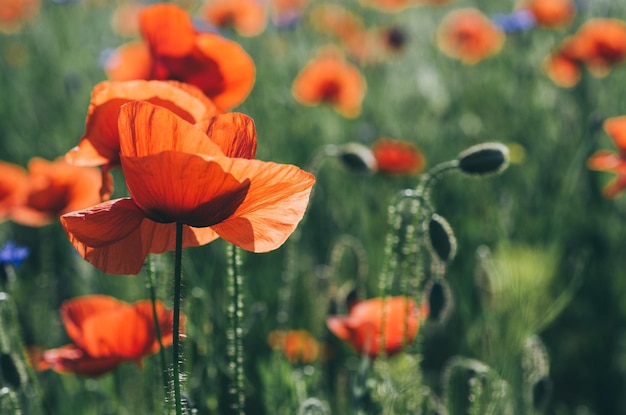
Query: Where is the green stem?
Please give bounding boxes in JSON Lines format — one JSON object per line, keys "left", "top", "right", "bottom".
{"left": 172, "top": 222, "right": 184, "bottom": 415}
{"left": 227, "top": 244, "right": 245, "bottom": 414}
{"left": 146, "top": 256, "right": 168, "bottom": 398}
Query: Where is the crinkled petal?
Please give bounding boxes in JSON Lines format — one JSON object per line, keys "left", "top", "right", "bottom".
{"left": 205, "top": 112, "right": 257, "bottom": 159}
{"left": 121, "top": 152, "right": 250, "bottom": 227}
{"left": 210, "top": 160, "right": 315, "bottom": 252}
{"left": 118, "top": 101, "right": 224, "bottom": 158}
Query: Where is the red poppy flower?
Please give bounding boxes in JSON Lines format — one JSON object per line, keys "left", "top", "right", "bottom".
{"left": 104, "top": 3, "right": 256, "bottom": 111}
{"left": 9, "top": 158, "right": 102, "bottom": 227}
{"left": 327, "top": 296, "right": 428, "bottom": 358}
{"left": 61, "top": 101, "right": 315, "bottom": 275}
{"left": 0, "top": 161, "right": 28, "bottom": 222}
{"left": 588, "top": 116, "right": 626, "bottom": 198}
{"left": 543, "top": 43, "right": 581, "bottom": 88}
{"left": 372, "top": 138, "right": 426, "bottom": 175}
{"left": 292, "top": 47, "right": 366, "bottom": 118}
{"left": 33, "top": 295, "right": 178, "bottom": 377}
{"left": 202, "top": 0, "right": 267, "bottom": 37}
{"left": 0, "top": 0, "right": 40, "bottom": 34}
{"left": 517, "top": 0, "right": 576, "bottom": 28}
{"left": 571, "top": 19, "right": 626, "bottom": 78}
{"left": 268, "top": 330, "right": 320, "bottom": 364}
{"left": 65, "top": 80, "right": 219, "bottom": 198}
{"left": 436, "top": 8, "right": 505, "bottom": 64}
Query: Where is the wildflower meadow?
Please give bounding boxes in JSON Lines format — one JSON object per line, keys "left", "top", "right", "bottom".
{"left": 1, "top": 0, "right": 626, "bottom": 414}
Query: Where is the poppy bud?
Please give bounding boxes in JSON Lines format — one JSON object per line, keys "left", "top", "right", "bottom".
{"left": 457, "top": 142, "right": 510, "bottom": 176}
{"left": 338, "top": 143, "right": 377, "bottom": 173}
{"left": 427, "top": 214, "right": 457, "bottom": 263}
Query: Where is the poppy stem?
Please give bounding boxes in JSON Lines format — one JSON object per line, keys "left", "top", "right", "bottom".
{"left": 145, "top": 256, "right": 169, "bottom": 400}
{"left": 226, "top": 244, "right": 245, "bottom": 414}
{"left": 172, "top": 222, "right": 184, "bottom": 415}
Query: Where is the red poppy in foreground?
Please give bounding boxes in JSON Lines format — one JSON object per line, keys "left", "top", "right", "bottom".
{"left": 268, "top": 330, "right": 320, "bottom": 364}
{"left": 372, "top": 138, "right": 426, "bottom": 175}
{"left": 588, "top": 116, "right": 626, "bottom": 198}
{"left": 292, "top": 47, "right": 366, "bottom": 118}
{"left": 327, "top": 296, "right": 428, "bottom": 358}
{"left": 33, "top": 295, "right": 178, "bottom": 377}
{"left": 0, "top": 161, "right": 28, "bottom": 222}
{"left": 10, "top": 158, "right": 102, "bottom": 227}
{"left": 61, "top": 101, "right": 315, "bottom": 275}
{"left": 105, "top": 3, "right": 256, "bottom": 111}
{"left": 202, "top": 0, "right": 267, "bottom": 37}
{"left": 65, "top": 80, "right": 219, "bottom": 198}
{"left": 436, "top": 8, "right": 505, "bottom": 64}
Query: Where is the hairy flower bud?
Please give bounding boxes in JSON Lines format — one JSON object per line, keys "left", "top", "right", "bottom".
{"left": 457, "top": 142, "right": 510, "bottom": 176}
{"left": 427, "top": 214, "right": 457, "bottom": 263}
{"left": 338, "top": 143, "right": 377, "bottom": 173}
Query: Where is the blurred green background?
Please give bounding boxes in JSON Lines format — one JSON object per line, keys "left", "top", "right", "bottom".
{"left": 2, "top": 0, "right": 626, "bottom": 414}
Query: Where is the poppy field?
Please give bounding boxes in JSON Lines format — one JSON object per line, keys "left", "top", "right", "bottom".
{"left": 2, "top": 0, "right": 626, "bottom": 414}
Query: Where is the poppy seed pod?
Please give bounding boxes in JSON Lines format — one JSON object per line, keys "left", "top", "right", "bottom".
{"left": 338, "top": 143, "right": 377, "bottom": 173}
{"left": 427, "top": 214, "right": 457, "bottom": 263}
{"left": 457, "top": 142, "right": 510, "bottom": 176}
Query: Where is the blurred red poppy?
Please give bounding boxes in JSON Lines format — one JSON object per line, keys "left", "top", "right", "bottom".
{"left": 517, "top": 0, "right": 576, "bottom": 28}
{"left": 0, "top": 0, "right": 40, "bottom": 34}
{"left": 202, "top": 0, "right": 267, "bottom": 37}
{"left": 0, "top": 161, "right": 28, "bottom": 222}
{"left": 61, "top": 101, "right": 315, "bottom": 275}
{"left": 327, "top": 296, "right": 428, "bottom": 358}
{"left": 436, "top": 8, "right": 505, "bottom": 64}
{"left": 105, "top": 3, "right": 256, "bottom": 111}
{"left": 268, "top": 330, "right": 320, "bottom": 364}
{"left": 65, "top": 80, "right": 219, "bottom": 198}
{"left": 292, "top": 47, "right": 366, "bottom": 118}
{"left": 33, "top": 295, "right": 178, "bottom": 377}
{"left": 372, "top": 138, "right": 426, "bottom": 175}
{"left": 588, "top": 116, "right": 626, "bottom": 198}
{"left": 545, "top": 18, "right": 626, "bottom": 86}
{"left": 10, "top": 158, "right": 102, "bottom": 227}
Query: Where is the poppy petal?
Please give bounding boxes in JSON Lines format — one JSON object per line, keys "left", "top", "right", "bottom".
{"left": 210, "top": 160, "right": 315, "bottom": 252}
{"left": 327, "top": 317, "right": 351, "bottom": 340}
{"left": 194, "top": 32, "right": 256, "bottom": 111}
{"left": 133, "top": 300, "right": 178, "bottom": 352}
{"left": 604, "top": 116, "right": 626, "bottom": 152}
{"left": 118, "top": 101, "right": 224, "bottom": 158}
{"left": 61, "top": 295, "right": 130, "bottom": 348}
{"left": 205, "top": 112, "right": 257, "bottom": 159}
{"left": 67, "top": 81, "right": 220, "bottom": 168}
{"left": 121, "top": 152, "right": 250, "bottom": 227}
{"left": 104, "top": 41, "right": 153, "bottom": 82}
{"left": 39, "top": 345, "right": 123, "bottom": 377}
{"left": 139, "top": 3, "right": 196, "bottom": 57}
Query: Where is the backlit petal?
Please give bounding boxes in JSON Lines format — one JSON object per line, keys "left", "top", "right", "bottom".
{"left": 210, "top": 160, "right": 315, "bottom": 252}
{"left": 139, "top": 3, "right": 195, "bottom": 57}
{"left": 118, "top": 101, "right": 224, "bottom": 158}
{"left": 39, "top": 345, "right": 123, "bottom": 377}
{"left": 604, "top": 116, "right": 626, "bottom": 152}
{"left": 121, "top": 152, "right": 250, "bottom": 227}
{"left": 205, "top": 112, "right": 257, "bottom": 159}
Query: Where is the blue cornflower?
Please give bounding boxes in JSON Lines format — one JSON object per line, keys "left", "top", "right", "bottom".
{"left": 492, "top": 9, "right": 536, "bottom": 33}
{"left": 0, "top": 242, "right": 30, "bottom": 268}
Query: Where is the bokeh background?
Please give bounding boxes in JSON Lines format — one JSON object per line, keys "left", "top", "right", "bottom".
{"left": 1, "top": 0, "right": 626, "bottom": 414}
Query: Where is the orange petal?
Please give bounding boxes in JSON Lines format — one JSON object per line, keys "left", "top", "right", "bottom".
{"left": 205, "top": 112, "right": 257, "bottom": 159}
{"left": 193, "top": 32, "right": 256, "bottom": 111}
{"left": 0, "top": 160, "right": 28, "bottom": 220}
{"left": 587, "top": 151, "right": 626, "bottom": 174}
{"left": 39, "top": 345, "right": 123, "bottom": 377}
{"left": 604, "top": 116, "right": 626, "bottom": 152}
{"left": 139, "top": 3, "right": 196, "bottom": 57}
{"left": 68, "top": 81, "right": 219, "bottom": 168}
{"left": 104, "top": 41, "right": 153, "bottom": 82}
{"left": 209, "top": 160, "right": 315, "bottom": 252}
{"left": 327, "top": 317, "right": 351, "bottom": 340}
{"left": 61, "top": 295, "right": 130, "bottom": 349}
{"left": 121, "top": 152, "right": 251, "bottom": 227}
{"left": 118, "top": 100, "right": 224, "bottom": 158}
{"left": 133, "top": 300, "right": 179, "bottom": 352}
